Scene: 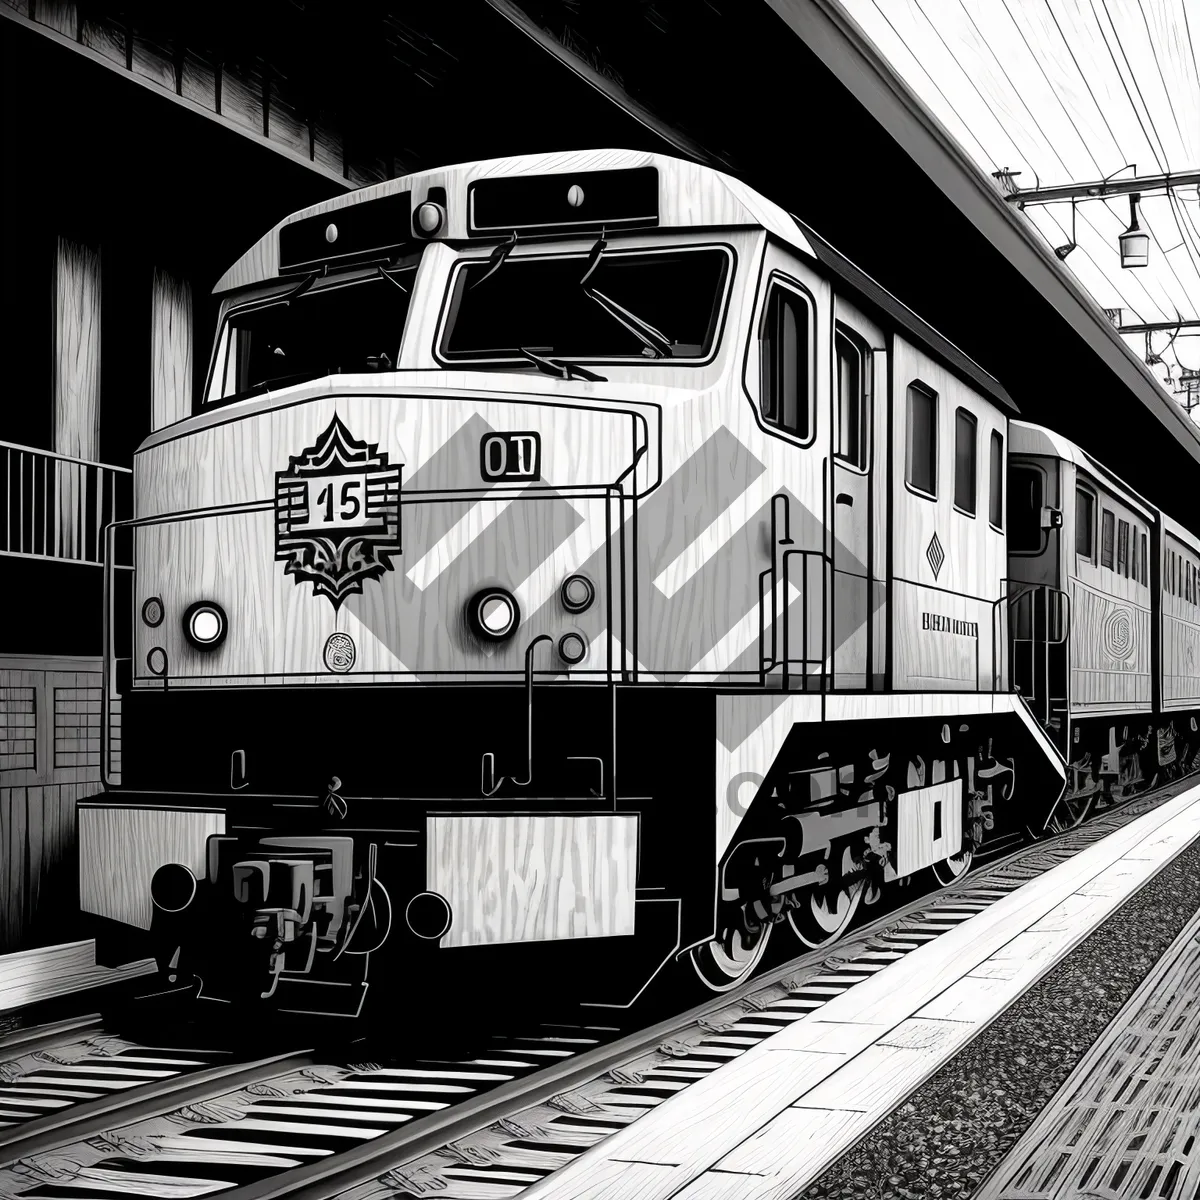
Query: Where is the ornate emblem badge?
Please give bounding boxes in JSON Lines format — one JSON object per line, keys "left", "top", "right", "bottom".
{"left": 275, "top": 416, "right": 402, "bottom": 609}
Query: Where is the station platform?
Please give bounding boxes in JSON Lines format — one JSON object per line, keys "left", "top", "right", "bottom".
{"left": 975, "top": 900, "right": 1200, "bottom": 1199}
{"left": 526, "top": 782, "right": 1200, "bottom": 1200}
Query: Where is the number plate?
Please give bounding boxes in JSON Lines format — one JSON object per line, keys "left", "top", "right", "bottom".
{"left": 274, "top": 416, "right": 403, "bottom": 609}
{"left": 289, "top": 471, "right": 380, "bottom": 532}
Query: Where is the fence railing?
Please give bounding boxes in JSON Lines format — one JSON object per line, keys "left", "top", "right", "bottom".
{"left": 1, "top": 440, "right": 132, "bottom": 566}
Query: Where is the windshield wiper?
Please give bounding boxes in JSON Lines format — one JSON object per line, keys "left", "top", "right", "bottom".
{"left": 375, "top": 264, "right": 409, "bottom": 293}
{"left": 471, "top": 231, "right": 519, "bottom": 290}
{"left": 579, "top": 235, "right": 673, "bottom": 359}
{"left": 504, "top": 346, "right": 606, "bottom": 383}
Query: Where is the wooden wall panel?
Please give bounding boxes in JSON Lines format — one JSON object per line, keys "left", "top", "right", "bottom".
{"left": 151, "top": 268, "right": 193, "bottom": 432}
{"left": 1, "top": 659, "right": 106, "bottom": 953}
{"left": 891, "top": 582, "right": 994, "bottom": 690}
{"left": 0, "top": 782, "right": 99, "bottom": 954}
{"left": 1068, "top": 578, "right": 1152, "bottom": 710}
{"left": 1163, "top": 614, "right": 1200, "bottom": 706}
{"left": 53, "top": 237, "right": 102, "bottom": 561}
{"left": 427, "top": 814, "right": 637, "bottom": 948}
{"left": 78, "top": 806, "right": 224, "bottom": 931}
{"left": 53, "top": 237, "right": 102, "bottom": 461}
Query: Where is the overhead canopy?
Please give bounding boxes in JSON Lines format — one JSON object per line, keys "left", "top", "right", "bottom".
{"left": 485, "top": 0, "right": 1200, "bottom": 515}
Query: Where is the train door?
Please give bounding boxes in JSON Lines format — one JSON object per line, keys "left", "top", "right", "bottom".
{"left": 831, "top": 301, "right": 886, "bottom": 689}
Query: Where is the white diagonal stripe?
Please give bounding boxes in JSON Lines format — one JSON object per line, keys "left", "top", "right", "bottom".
{"left": 686, "top": 578, "right": 801, "bottom": 675}
{"left": 653, "top": 473, "right": 778, "bottom": 599}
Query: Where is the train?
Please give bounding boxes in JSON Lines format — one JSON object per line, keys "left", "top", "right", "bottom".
{"left": 76, "top": 150, "right": 1198, "bottom": 1018}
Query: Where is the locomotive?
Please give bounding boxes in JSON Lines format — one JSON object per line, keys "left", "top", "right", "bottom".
{"left": 83, "top": 147, "right": 1185, "bottom": 1018}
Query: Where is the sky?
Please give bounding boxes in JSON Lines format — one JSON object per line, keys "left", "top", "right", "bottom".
{"left": 839, "top": 0, "right": 1200, "bottom": 412}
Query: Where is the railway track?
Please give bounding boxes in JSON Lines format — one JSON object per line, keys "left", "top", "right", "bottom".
{"left": 0, "top": 776, "right": 1193, "bottom": 1200}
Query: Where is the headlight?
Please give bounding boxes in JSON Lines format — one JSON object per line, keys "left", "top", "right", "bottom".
{"left": 467, "top": 587, "right": 520, "bottom": 642}
{"left": 183, "top": 601, "right": 228, "bottom": 650}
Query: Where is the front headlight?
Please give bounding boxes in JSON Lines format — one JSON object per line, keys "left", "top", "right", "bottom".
{"left": 183, "top": 600, "right": 228, "bottom": 650}
{"left": 467, "top": 587, "right": 520, "bottom": 642}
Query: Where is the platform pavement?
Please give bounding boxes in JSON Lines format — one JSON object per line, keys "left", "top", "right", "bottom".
{"left": 520, "top": 781, "right": 1200, "bottom": 1200}
{"left": 0, "top": 940, "right": 155, "bottom": 1014}
{"left": 975, "top": 894, "right": 1200, "bottom": 1199}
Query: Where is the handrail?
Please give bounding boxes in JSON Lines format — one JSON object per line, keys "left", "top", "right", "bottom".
{"left": 0, "top": 438, "right": 131, "bottom": 474}
{"left": 993, "top": 579, "right": 1071, "bottom": 731}
{"left": 2, "top": 441, "right": 132, "bottom": 566}
{"left": 759, "top": 491, "right": 831, "bottom": 691}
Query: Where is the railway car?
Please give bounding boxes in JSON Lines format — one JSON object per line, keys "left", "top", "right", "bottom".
{"left": 1007, "top": 423, "right": 1200, "bottom": 827}
{"left": 80, "top": 150, "right": 1067, "bottom": 1016}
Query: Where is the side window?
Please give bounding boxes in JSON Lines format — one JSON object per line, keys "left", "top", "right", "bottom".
{"left": 1076, "top": 488, "right": 1095, "bottom": 560}
{"left": 953, "top": 408, "right": 977, "bottom": 516}
{"left": 1117, "top": 519, "right": 1130, "bottom": 577}
{"left": 1007, "top": 465, "right": 1044, "bottom": 553}
{"left": 1141, "top": 533, "right": 1148, "bottom": 586}
{"left": 760, "top": 284, "right": 812, "bottom": 441}
{"left": 905, "top": 383, "right": 937, "bottom": 498}
{"left": 989, "top": 431, "right": 1004, "bottom": 530}
{"left": 1101, "top": 510, "right": 1115, "bottom": 570}
{"left": 835, "top": 327, "right": 867, "bottom": 468}
{"left": 1131, "top": 525, "right": 1140, "bottom": 582}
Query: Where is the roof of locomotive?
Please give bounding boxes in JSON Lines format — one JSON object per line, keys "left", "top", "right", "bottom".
{"left": 213, "top": 147, "right": 1012, "bottom": 411}
{"left": 213, "top": 149, "right": 811, "bottom": 294}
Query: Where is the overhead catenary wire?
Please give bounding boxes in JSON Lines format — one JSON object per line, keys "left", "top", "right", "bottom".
{"left": 1061, "top": 0, "right": 1200, "bottom": 311}
{"left": 1092, "top": 0, "right": 1200, "bottom": 351}
{"left": 1131, "top": 0, "right": 1200, "bottom": 289}
{"left": 913, "top": 0, "right": 1159, "bottom": 321}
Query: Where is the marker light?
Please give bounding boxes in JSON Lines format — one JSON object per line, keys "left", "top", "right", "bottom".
{"left": 147, "top": 647, "right": 168, "bottom": 676}
{"left": 325, "top": 223, "right": 339, "bottom": 244}
{"left": 558, "top": 631, "right": 588, "bottom": 665}
{"left": 141, "top": 596, "right": 164, "bottom": 627}
{"left": 415, "top": 201, "right": 445, "bottom": 236}
{"left": 183, "top": 601, "right": 228, "bottom": 650}
{"left": 560, "top": 574, "right": 595, "bottom": 613}
{"left": 467, "top": 587, "right": 520, "bottom": 642}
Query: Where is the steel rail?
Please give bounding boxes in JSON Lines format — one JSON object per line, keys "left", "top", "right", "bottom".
{"left": 209, "top": 774, "right": 1200, "bottom": 1200}
{"left": 0, "top": 1049, "right": 316, "bottom": 1166}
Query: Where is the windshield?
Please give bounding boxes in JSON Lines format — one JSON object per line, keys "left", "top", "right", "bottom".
{"left": 440, "top": 245, "right": 730, "bottom": 364}
{"left": 206, "top": 270, "right": 415, "bottom": 404}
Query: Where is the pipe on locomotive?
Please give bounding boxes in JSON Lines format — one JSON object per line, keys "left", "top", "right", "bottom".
{"left": 482, "top": 634, "right": 554, "bottom": 795}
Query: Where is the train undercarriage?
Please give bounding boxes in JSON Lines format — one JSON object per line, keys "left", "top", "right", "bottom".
{"left": 87, "top": 688, "right": 1070, "bottom": 1013}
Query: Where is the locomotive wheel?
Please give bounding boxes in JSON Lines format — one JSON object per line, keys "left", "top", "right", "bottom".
{"left": 931, "top": 844, "right": 973, "bottom": 887}
{"left": 689, "top": 915, "right": 773, "bottom": 993}
{"left": 787, "top": 847, "right": 864, "bottom": 949}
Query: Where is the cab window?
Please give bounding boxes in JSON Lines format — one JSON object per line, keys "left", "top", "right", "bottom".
{"left": 835, "top": 327, "right": 867, "bottom": 468}
{"left": 1007, "top": 464, "right": 1043, "bottom": 553}
{"left": 989, "top": 431, "right": 1004, "bottom": 530}
{"left": 953, "top": 408, "right": 977, "bottom": 516}
{"left": 905, "top": 383, "right": 937, "bottom": 498}
{"left": 1075, "top": 487, "right": 1095, "bottom": 560}
{"left": 759, "top": 283, "right": 812, "bottom": 441}
{"left": 206, "top": 271, "right": 415, "bottom": 406}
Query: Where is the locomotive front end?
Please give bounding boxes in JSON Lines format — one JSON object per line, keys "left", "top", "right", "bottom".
{"left": 112, "top": 374, "right": 662, "bottom": 1010}
{"left": 86, "top": 152, "right": 749, "bottom": 1015}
